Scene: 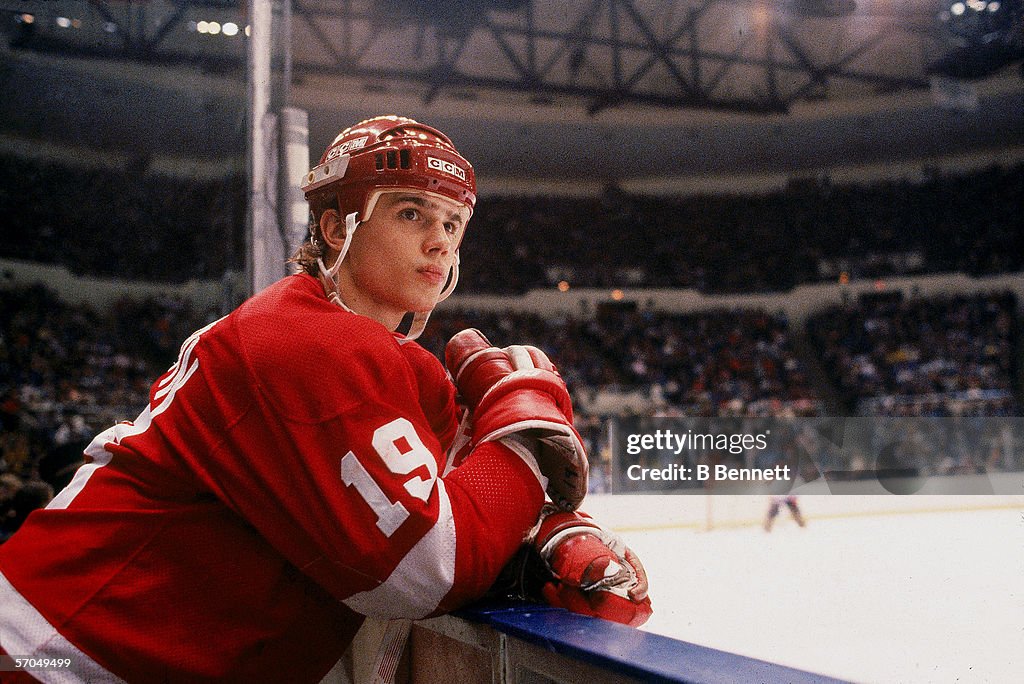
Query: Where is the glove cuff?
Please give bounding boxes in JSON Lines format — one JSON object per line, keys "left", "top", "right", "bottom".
{"left": 535, "top": 511, "right": 602, "bottom": 559}
{"left": 535, "top": 509, "right": 627, "bottom": 561}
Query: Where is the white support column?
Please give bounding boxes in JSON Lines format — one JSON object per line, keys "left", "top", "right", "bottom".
{"left": 247, "top": 0, "right": 280, "bottom": 296}
{"left": 281, "top": 106, "right": 310, "bottom": 262}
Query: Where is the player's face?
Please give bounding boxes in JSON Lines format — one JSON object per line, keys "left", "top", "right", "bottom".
{"left": 333, "top": 191, "right": 468, "bottom": 329}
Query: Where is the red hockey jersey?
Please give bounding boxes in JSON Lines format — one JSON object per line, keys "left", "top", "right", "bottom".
{"left": 0, "top": 274, "right": 546, "bottom": 683}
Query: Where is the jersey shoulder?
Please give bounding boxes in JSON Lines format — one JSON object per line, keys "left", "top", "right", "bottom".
{"left": 227, "top": 274, "right": 418, "bottom": 422}
{"left": 398, "top": 339, "right": 448, "bottom": 388}
{"left": 398, "top": 340, "right": 457, "bottom": 447}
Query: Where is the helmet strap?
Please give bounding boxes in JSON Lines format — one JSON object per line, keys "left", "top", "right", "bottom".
{"left": 317, "top": 210, "right": 360, "bottom": 313}
{"left": 437, "top": 251, "right": 460, "bottom": 303}
{"left": 404, "top": 252, "right": 459, "bottom": 342}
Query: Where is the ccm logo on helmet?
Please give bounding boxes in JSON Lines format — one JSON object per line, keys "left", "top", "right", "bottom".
{"left": 426, "top": 156, "right": 467, "bottom": 182}
{"left": 325, "top": 136, "right": 369, "bottom": 161}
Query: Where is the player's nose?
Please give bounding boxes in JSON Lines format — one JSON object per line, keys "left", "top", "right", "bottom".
{"left": 423, "top": 217, "right": 453, "bottom": 253}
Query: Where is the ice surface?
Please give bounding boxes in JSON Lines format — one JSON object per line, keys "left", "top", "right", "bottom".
{"left": 627, "top": 506, "right": 1024, "bottom": 683}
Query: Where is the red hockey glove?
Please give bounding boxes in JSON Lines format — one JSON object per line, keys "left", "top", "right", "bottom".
{"left": 445, "top": 329, "right": 588, "bottom": 510}
{"left": 532, "top": 505, "right": 652, "bottom": 627}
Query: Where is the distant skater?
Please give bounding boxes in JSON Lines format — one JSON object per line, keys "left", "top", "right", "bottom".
{"left": 764, "top": 495, "right": 806, "bottom": 532}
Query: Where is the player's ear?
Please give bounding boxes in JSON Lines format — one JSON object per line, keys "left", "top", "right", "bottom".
{"left": 320, "top": 209, "right": 346, "bottom": 251}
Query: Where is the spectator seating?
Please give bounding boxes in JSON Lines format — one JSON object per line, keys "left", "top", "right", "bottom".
{"left": 2, "top": 153, "right": 1021, "bottom": 294}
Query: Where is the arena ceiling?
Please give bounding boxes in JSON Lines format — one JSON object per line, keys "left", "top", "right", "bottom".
{"left": 1, "top": 0, "right": 1022, "bottom": 186}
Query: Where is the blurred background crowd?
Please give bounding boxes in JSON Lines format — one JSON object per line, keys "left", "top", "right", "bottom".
{"left": 2, "top": 153, "right": 1021, "bottom": 523}
{"left": 3, "top": 153, "right": 1021, "bottom": 294}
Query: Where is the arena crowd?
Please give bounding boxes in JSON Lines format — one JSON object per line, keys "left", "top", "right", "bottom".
{"left": 2, "top": 154, "right": 1021, "bottom": 293}
{"left": 1, "top": 155, "right": 1021, "bottom": 519}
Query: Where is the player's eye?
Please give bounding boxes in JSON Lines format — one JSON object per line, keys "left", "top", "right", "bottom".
{"left": 443, "top": 222, "right": 458, "bottom": 236}
{"left": 399, "top": 207, "right": 420, "bottom": 221}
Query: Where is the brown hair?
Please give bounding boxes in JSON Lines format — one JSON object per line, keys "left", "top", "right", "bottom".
{"left": 287, "top": 192, "right": 337, "bottom": 276}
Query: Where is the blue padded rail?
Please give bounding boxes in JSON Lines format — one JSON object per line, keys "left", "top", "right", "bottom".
{"left": 456, "top": 601, "right": 850, "bottom": 684}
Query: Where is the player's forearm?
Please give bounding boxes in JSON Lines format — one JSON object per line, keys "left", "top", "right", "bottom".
{"left": 435, "top": 440, "right": 545, "bottom": 612}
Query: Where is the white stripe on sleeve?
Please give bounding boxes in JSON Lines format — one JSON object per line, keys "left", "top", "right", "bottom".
{"left": 343, "top": 481, "right": 457, "bottom": 619}
{"left": 0, "top": 571, "right": 128, "bottom": 684}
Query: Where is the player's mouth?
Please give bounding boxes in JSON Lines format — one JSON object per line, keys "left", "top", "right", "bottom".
{"left": 418, "top": 264, "right": 446, "bottom": 285}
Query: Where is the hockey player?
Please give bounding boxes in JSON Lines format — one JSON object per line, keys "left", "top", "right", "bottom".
{"left": 764, "top": 494, "right": 807, "bottom": 532}
{"left": 0, "top": 116, "right": 648, "bottom": 683}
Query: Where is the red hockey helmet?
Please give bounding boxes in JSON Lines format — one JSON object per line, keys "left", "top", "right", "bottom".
{"left": 302, "top": 115, "right": 476, "bottom": 225}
